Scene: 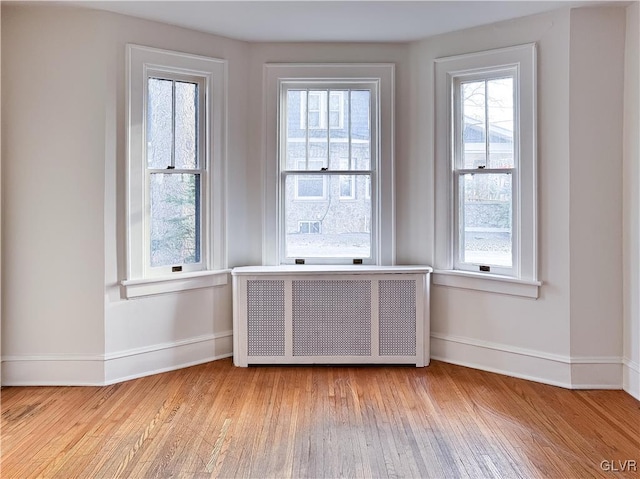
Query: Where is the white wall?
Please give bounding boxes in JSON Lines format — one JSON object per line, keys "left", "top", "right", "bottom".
{"left": 568, "top": 6, "right": 626, "bottom": 387}
{"left": 1, "top": 5, "right": 249, "bottom": 385}
{"left": 412, "top": 9, "right": 576, "bottom": 386}
{"left": 623, "top": 2, "right": 640, "bottom": 400}
{"left": 0, "top": 3, "right": 3, "bottom": 384}
{"left": 2, "top": 6, "right": 107, "bottom": 384}
{"left": 99, "top": 10, "right": 250, "bottom": 384}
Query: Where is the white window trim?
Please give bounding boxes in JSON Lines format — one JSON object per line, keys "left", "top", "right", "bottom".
{"left": 434, "top": 44, "right": 539, "bottom": 298}
{"left": 124, "top": 44, "right": 227, "bottom": 298}
{"left": 263, "top": 63, "right": 395, "bottom": 266}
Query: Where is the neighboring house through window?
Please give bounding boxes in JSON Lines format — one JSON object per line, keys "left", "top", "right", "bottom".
{"left": 300, "top": 90, "right": 345, "bottom": 129}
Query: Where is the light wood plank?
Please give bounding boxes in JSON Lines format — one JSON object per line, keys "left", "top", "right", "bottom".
{"left": 1, "top": 359, "right": 639, "bottom": 478}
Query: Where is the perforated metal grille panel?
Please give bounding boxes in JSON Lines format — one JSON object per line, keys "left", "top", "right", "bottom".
{"left": 292, "top": 280, "right": 371, "bottom": 356}
{"left": 247, "top": 280, "right": 285, "bottom": 356}
{"left": 379, "top": 280, "right": 416, "bottom": 356}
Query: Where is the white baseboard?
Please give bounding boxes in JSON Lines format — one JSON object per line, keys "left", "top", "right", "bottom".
{"left": 431, "top": 333, "right": 623, "bottom": 390}
{"left": 623, "top": 358, "right": 640, "bottom": 400}
{"left": 1, "top": 355, "right": 106, "bottom": 386}
{"left": 1, "top": 331, "right": 233, "bottom": 386}
{"left": 104, "top": 331, "right": 233, "bottom": 385}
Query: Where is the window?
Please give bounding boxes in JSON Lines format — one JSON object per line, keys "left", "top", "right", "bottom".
{"left": 123, "top": 45, "right": 227, "bottom": 297}
{"left": 434, "top": 44, "right": 540, "bottom": 297}
{"left": 339, "top": 158, "right": 356, "bottom": 200}
{"left": 298, "top": 221, "right": 322, "bottom": 234}
{"left": 300, "top": 91, "right": 344, "bottom": 129}
{"left": 263, "top": 64, "right": 395, "bottom": 266}
{"left": 339, "top": 175, "right": 356, "bottom": 200}
{"left": 284, "top": 84, "right": 374, "bottom": 261}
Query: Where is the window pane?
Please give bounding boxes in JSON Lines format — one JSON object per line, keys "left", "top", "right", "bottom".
{"left": 286, "top": 90, "right": 305, "bottom": 170}
{"left": 459, "top": 173, "right": 512, "bottom": 267}
{"left": 308, "top": 90, "right": 328, "bottom": 165}
{"left": 487, "top": 77, "right": 514, "bottom": 168}
{"left": 147, "top": 78, "right": 173, "bottom": 168}
{"left": 461, "top": 81, "right": 486, "bottom": 169}
{"left": 285, "top": 175, "right": 371, "bottom": 258}
{"left": 350, "top": 90, "right": 371, "bottom": 170}
{"left": 150, "top": 173, "right": 200, "bottom": 267}
{"left": 175, "top": 81, "right": 198, "bottom": 169}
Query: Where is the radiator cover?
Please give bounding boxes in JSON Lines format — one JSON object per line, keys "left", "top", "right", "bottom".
{"left": 232, "top": 266, "right": 431, "bottom": 367}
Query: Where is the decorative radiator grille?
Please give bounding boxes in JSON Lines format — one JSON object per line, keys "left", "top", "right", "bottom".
{"left": 379, "top": 280, "right": 417, "bottom": 356}
{"left": 247, "top": 280, "right": 285, "bottom": 356}
{"left": 292, "top": 280, "right": 371, "bottom": 356}
{"left": 234, "top": 267, "right": 430, "bottom": 367}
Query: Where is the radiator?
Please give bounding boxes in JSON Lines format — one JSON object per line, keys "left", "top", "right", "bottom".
{"left": 232, "top": 266, "right": 431, "bottom": 367}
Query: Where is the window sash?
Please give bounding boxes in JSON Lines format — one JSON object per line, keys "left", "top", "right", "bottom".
{"left": 453, "top": 170, "right": 516, "bottom": 275}
{"left": 451, "top": 68, "right": 519, "bottom": 277}
{"left": 143, "top": 70, "right": 208, "bottom": 276}
{"left": 279, "top": 81, "right": 378, "bottom": 264}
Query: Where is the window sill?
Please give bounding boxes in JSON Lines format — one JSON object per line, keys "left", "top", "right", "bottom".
{"left": 432, "top": 270, "right": 541, "bottom": 299}
{"left": 121, "top": 270, "right": 230, "bottom": 299}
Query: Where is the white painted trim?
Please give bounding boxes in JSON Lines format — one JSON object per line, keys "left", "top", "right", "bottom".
{"left": 431, "top": 332, "right": 624, "bottom": 389}
{"left": 2, "top": 354, "right": 105, "bottom": 362}
{"left": 1, "top": 357, "right": 106, "bottom": 386}
{"left": 121, "top": 269, "right": 230, "bottom": 298}
{"left": 126, "top": 44, "right": 228, "bottom": 284}
{"left": 104, "top": 331, "right": 232, "bottom": 361}
{"left": 623, "top": 358, "right": 640, "bottom": 400}
{"left": 232, "top": 265, "right": 432, "bottom": 275}
{"left": 105, "top": 332, "right": 233, "bottom": 385}
{"left": 1, "top": 332, "right": 233, "bottom": 386}
{"left": 262, "top": 63, "right": 395, "bottom": 266}
{"left": 434, "top": 43, "right": 538, "bottom": 287}
{"left": 433, "top": 269, "right": 541, "bottom": 298}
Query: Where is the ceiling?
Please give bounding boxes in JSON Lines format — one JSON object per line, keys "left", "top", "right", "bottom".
{"left": 69, "top": 1, "right": 589, "bottom": 43}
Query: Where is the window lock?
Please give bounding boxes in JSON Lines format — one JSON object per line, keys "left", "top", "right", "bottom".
{"left": 479, "top": 265, "right": 490, "bottom": 272}
{"left": 295, "top": 259, "right": 305, "bottom": 265}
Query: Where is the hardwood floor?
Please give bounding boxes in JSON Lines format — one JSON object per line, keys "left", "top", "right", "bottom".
{"left": 1, "top": 359, "right": 639, "bottom": 478}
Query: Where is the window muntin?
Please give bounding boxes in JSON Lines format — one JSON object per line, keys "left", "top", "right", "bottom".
{"left": 453, "top": 70, "right": 517, "bottom": 275}
{"left": 281, "top": 82, "right": 376, "bottom": 263}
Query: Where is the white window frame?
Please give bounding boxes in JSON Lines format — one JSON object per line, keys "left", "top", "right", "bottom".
{"left": 122, "top": 44, "right": 228, "bottom": 298}
{"left": 263, "top": 63, "right": 395, "bottom": 266}
{"left": 434, "top": 44, "right": 541, "bottom": 298}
